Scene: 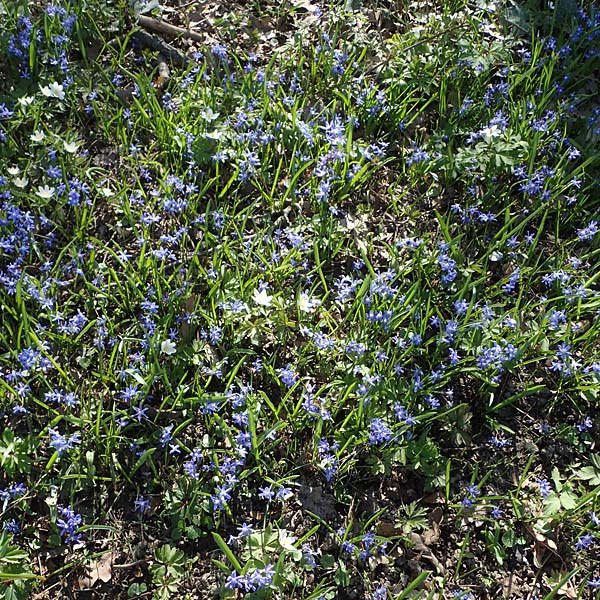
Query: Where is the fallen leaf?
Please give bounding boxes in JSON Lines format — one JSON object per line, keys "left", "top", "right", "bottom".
{"left": 291, "top": 0, "right": 318, "bottom": 12}
{"left": 557, "top": 579, "right": 578, "bottom": 598}
{"left": 78, "top": 552, "right": 116, "bottom": 590}
{"left": 524, "top": 523, "right": 559, "bottom": 566}
{"left": 534, "top": 532, "right": 558, "bottom": 551}
{"left": 422, "top": 491, "right": 445, "bottom": 505}
{"left": 409, "top": 532, "right": 427, "bottom": 552}
{"left": 429, "top": 506, "right": 444, "bottom": 525}
{"left": 367, "top": 553, "right": 391, "bottom": 570}
{"left": 422, "top": 521, "right": 440, "bottom": 545}
{"left": 501, "top": 574, "right": 521, "bottom": 597}
{"left": 532, "top": 540, "right": 546, "bottom": 568}
{"left": 376, "top": 521, "right": 397, "bottom": 537}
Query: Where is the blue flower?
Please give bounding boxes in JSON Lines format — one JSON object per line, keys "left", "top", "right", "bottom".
{"left": 406, "top": 146, "right": 430, "bottom": 166}
{"left": 373, "top": 585, "right": 387, "bottom": 600}
{"left": 211, "top": 485, "right": 232, "bottom": 510}
{"left": 225, "top": 570, "right": 244, "bottom": 589}
{"left": 577, "top": 417, "right": 593, "bottom": 432}
{"left": 490, "top": 506, "right": 503, "bottom": 519}
{"left": 132, "top": 404, "right": 148, "bottom": 422}
{"left": 258, "top": 486, "right": 275, "bottom": 502}
{"left": 575, "top": 534, "right": 595, "bottom": 550}
{"left": 236, "top": 522, "right": 254, "bottom": 537}
{"left": 369, "top": 418, "right": 393, "bottom": 446}
{"left": 277, "top": 365, "right": 297, "bottom": 388}
{"left": 134, "top": 495, "right": 151, "bottom": 514}
{"left": 587, "top": 576, "right": 600, "bottom": 590}
{"left": 3, "top": 519, "right": 19, "bottom": 534}
{"left": 538, "top": 479, "right": 552, "bottom": 498}
{"left": 211, "top": 44, "right": 228, "bottom": 60}
{"left": 48, "top": 428, "right": 80, "bottom": 456}
{"left": 56, "top": 505, "right": 83, "bottom": 544}
{"left": 120, "top": 385, "right": 139, "bottom": 402}
{"left": 341, "top": 541, "right": 356, "bottom": 554}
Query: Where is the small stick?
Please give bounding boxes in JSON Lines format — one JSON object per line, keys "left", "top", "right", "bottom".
{"left": 112, "top": 559, "right": 147, "bottom": 570}
{"left": 132, "top": 31, "right": 191, "bottom": 67}
{"left": 137, "top": 15, "right": 205, "bottom": 44}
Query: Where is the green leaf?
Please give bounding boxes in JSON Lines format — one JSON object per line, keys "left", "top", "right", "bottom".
{"left": 574, "top": 466, "right": 600, "bottom": 485}
{"left": 0, "top": 571, "right": 39, "bottom": 581}
{"left": 559, "top": 490, "right": 577, "bottom": 510}
{"left": 543, "top": 494, "right": 562, "bottom": 516}
{"left": 492, "top": 544, "right": 506, "bottom": 565}
{"left": 320, "top": 554, "right": 335, "bottom": 568}
{"left": 130, "top": 447, "right": 156, "bottom": 477}
{"left": 501, "top": 529, "right": 517, "bottom": 548}
{"left": 333, "top": 562, "right": 349, "bottom": 588}
{"left": 130, "top": 0, "right": 161, "bottom": 18}
{"left": 0, "top": 548, "right": 28, "bottom": 565}
{"left": 2, "top": 584, "right": 27, "bottom": 600}
{"left": 128, "top": 582, "right": 147, "bottom": 597}
{"left": 154, "top": 544, "right": 185, "bottom": 568}
{"left": 550, "top": 466, "right": 562, "bottom": 491}
{"left": 212, "top": 533, "right": 242, "bottom": 572}
{"left": 396, "top": 571, "right": 430, "bottom": 599}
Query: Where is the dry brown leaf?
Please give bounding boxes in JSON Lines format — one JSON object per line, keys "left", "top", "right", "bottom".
{"left": 538, "top": 534, "right": 558, "bottom": 551}
{"left": 533, "top": 540, "right": 546, "bottom": 568}
{"left": 422, "top": 522, "right": 440, "bottom": 545}
{"left": 154, "top": 57, "right": 170, "bottom": 89}
{"left": 291, "top": 0, "right": 318, "bottom": 12}
{"left": 78, "top": 551, "right": 116, "bottom": 590}
{"left": 524, "top": 523, "right": 558, "bottom": 555}
{"left": 429, "top": 506, "right": 444, "bottom": 525}
{"left": 501, "top": 574, "right": 521, "bottom": 597}
{"left": 557, "top": 578, "right": 578, "bottom": 598}
{"left": 409, "top": 532, "right": 427, "bottom": 552}
{"left": 408, "top": 534, "right": 446, "bottom": 575}
{"left": 422, "top": 491, "right": 445, "bottom": 505}
{"left": 367, "top": 553, "right": 391, "bottom": 571}
{"left": 376, "top": 521, "right": 397, "bottom": 537}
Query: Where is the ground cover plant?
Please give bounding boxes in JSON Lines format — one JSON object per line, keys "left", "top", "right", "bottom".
{"left": 1, "top": 0, "right": 600, "bottom": 598}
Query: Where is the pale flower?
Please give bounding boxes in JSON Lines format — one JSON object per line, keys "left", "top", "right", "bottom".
{"left": 481, "top": 124, "right": 502, "bottom": 142}
{"left": 63, "top": 140, "right": 80, "bottom": 153}
{"left": 36, "top": 185, "right": 55, "bottom": 199}
{"left": 277, "top": 530, "right": 297, "bottom": 552}
{"left": 13, "top": 177, "right": 28, "bottom": 189}
{"left": 298, "top": 292, "right": 320, "bottom": 313}
{"left": 31, "top": 130, "right": 45, "bottom": 143}
{"left": 253, "top": 288, "right": 273, "bottom": 307}
{"left": 40, "top": 82, "right": 65, "bottom": 100}
{"left": 18, "top": 96, "right": 35, "bottom": 107}
{"left": 160, "top": 340, "right": 176, "bottom": 355}
{"left": 7, "top": 166, "right": 19, "bottom": 176}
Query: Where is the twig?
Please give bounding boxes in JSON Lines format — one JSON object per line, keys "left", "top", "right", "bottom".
{"left": 132, "top": 30, "right": 190, "bottom": 67}
{"left": 32, "top": 581, "right": 60, "bottom": 600}
{"left": 112, "top": 559, "right": 147, "bottom": 569}
{"left": 137, "top": 15, "right": 205, "bottom": 44}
